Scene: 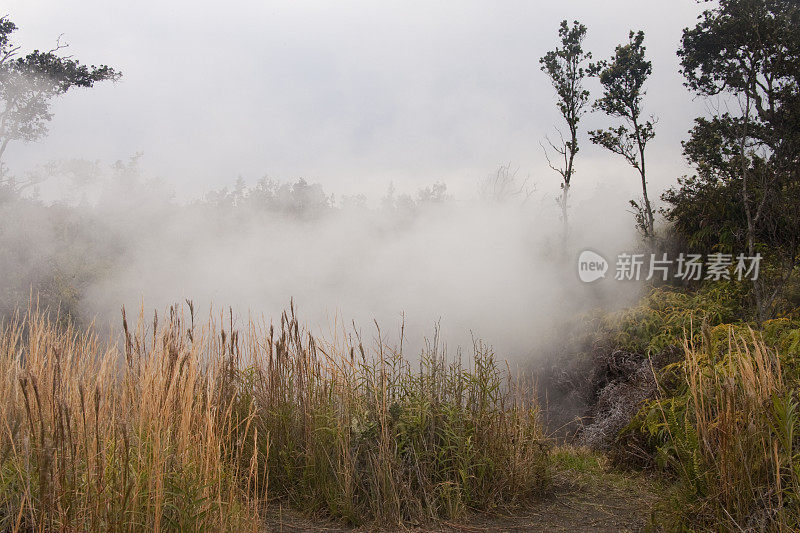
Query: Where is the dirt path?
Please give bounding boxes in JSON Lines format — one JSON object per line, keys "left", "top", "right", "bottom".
{"left": 440, "top": 465, "right": 662, "bottom": 532}
{"left": 263, "top": 448, "right": 666, "bottom": 533}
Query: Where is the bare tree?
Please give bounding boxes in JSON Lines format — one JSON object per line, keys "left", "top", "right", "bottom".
{"left": 478, "top": 163, "right": 534, "bottom": 204}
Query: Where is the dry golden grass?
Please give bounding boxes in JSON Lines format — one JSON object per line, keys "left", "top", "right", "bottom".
{"left": 0, "top": 302, "right": 549, "bottom": 531}
{"left": 0, "top": 305, "right": 262, "bottom": 532}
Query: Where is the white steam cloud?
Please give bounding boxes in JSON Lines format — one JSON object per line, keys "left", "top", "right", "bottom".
{"left": 2, "top": 158, "right": 644, "bottom": 360}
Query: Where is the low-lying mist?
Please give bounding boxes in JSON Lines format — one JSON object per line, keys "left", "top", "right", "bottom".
{"left": 1, "top": 157, "right": 643, "bottom": 361}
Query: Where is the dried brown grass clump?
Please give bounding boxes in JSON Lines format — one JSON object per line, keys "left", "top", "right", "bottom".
{"left": 0, "top": 303, "right": 548, "bottom": 531}
{"left": 0, "top": 305, "right": 263, "bottom": 532}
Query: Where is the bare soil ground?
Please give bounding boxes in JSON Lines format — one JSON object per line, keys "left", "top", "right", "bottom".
{"left": 263, "top": 447, "right": 667, "bottom": 532}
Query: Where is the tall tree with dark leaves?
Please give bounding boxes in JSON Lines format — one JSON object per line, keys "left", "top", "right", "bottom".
{"left": 539, "top": 20, "right": 591, "bottom": 240}
{"left": 670, "top": 0, "right": 800, "bottom": 320}
{"left": 589, "top": 31, "right": 656, "bottom": 242}
{"left": 0, "top": 16, "right": 120, "bottom": 195}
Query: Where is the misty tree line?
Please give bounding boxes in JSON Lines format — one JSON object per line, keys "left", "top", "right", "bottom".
{"left": 0, "top": 0, "right": 799, "bottom": 322}
{"left": 0, "top": 152, "right": 478, "bottom": 322}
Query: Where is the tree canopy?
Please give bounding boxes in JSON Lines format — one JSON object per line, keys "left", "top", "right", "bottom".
{"left": 0, "top": 16, "right": 120, "bottom": 190}
{"left": 664, "top": 0, "right": 800, "bottom": 318}
{"left": 539, "top": 20, "right": 591, "bottom": 234}
{"left": 589, "top": 30, "right": 656, "bottom": 240}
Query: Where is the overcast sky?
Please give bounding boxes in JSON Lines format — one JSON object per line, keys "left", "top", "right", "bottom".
{"left": 5, "top": 0, "right": 709, "bottom": 203}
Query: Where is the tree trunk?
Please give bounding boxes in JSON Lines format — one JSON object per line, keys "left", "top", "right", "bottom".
{"left": 560, "top": 181, "right": 570, "bottom": 244}
{"left": 637, "top": 137, "right": 654, "bottom": 243}
{"left": 739, "top": 91, "right": 765, "bottom": 322}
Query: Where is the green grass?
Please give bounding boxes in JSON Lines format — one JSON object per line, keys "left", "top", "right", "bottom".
{"left": 551, "top": 446, "right": 603, "bottom": 475}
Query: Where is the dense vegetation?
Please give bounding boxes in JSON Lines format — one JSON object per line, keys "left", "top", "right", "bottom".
{"left": 565, "top": 285, "right": 800, "bottom": 530}
{"left": 540, "top": 1, "right": 800, "bottom": 528}
{"left": 0, "top": 304, "right": 547, "bottom": 530}
{"left": 628, "top": 3, "right": 800, "bottom": 525}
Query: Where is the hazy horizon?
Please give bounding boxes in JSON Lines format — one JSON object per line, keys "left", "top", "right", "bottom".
{"left": 5, "top": 0, "right": 707, "bottom": 204}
